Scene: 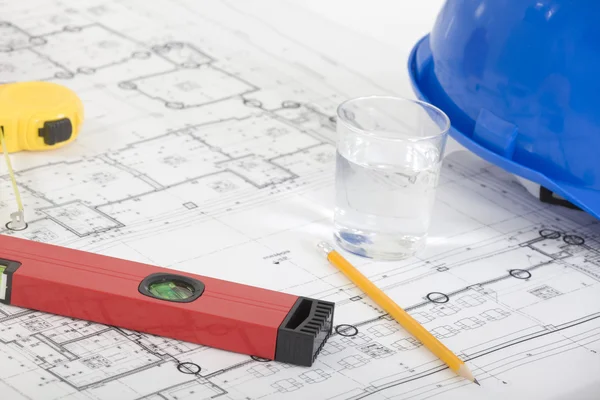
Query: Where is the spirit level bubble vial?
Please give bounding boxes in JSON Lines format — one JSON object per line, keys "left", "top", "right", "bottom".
{"left": 0, "top": 234, "right": 334, "bottom": 367}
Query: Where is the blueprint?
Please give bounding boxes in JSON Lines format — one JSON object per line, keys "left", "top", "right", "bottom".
{"left": 0, "top": 0, "right": 600, "bottom": 399}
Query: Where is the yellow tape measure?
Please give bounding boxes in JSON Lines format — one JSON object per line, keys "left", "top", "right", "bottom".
{"left": 0, "top": 81, "right": 84, "bottom": 230}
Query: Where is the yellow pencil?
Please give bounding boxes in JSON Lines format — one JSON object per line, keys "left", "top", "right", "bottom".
{"left": 317, "top": 241, "right": 479, "bottom": 385}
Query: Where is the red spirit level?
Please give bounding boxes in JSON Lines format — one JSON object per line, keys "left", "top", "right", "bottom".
{"left": 0, "top": 234, "right": 334, "bottom": 367}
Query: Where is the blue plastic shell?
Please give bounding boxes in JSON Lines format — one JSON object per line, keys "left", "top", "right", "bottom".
{"left": 407, "top": 0, "right": 600, "bottom": 219}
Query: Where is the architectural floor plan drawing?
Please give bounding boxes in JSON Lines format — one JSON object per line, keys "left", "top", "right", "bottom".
{"left": 1, "top": 1, "right": 600, "bottom": 399}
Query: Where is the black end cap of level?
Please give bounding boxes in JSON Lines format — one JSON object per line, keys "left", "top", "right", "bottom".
{"left": 274, "top": 296, "right": 335, "bottom": 367}
{"left": 0, "top": 258, "right": 21, "bottom": 305}
{"left": 39, "top": 118, "right": 72, "bottom": 145}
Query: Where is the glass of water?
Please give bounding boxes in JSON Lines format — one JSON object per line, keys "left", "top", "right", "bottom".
{"left": 333, "top": 95, "right": 449, "bottom": 260}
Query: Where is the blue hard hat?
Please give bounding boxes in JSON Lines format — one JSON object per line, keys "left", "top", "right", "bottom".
{"left": 407, "top": 0, "right": 600, "bottom": 220}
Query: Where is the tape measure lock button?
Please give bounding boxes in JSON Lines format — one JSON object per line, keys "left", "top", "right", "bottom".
{"left": 39, "top": 118, "right": 73, "bottom": 146}
{"left": 139, "top": 273, "right": 205, "bottom": 303}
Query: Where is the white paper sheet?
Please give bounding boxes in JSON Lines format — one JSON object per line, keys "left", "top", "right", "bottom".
{"left": 0, "top": 1, "right": 599, "bottom": 399}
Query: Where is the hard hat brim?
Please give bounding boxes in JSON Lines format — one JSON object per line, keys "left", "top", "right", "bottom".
{"left": 408, "top": 34, "right": 600, "bottom": 220}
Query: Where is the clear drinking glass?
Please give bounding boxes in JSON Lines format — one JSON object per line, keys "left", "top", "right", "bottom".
{"left": 333, "top": 95, "right": 450, "bottom": 260}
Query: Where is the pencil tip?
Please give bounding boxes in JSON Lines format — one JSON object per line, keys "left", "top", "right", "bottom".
{"left": 457, "top": 364, "right": 478, "bottom": 385}
{"left": 473, "top": 378, "right": 481, "bottom": 386}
